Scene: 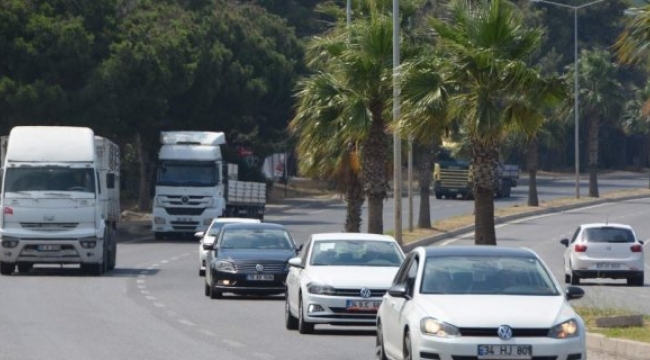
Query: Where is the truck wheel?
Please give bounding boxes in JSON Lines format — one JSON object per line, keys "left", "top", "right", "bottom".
{"left": 154, "top": 232, "right": 165, "bottom": 240}
{"left": 106, "top": 228, "right": 116, "bottom": 271}
{"left": 0, "top": 262, "right": 15, "bottom": 275}
{"left": 435, "top": 192, "right": 442, "bottom": 200}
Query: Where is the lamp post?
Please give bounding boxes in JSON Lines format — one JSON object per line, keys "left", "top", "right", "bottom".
{"left": 347, "top": 0, "right": 351, "bottom": 26}
{"left": 531, "top": 0, "right": 604, "bottom": 199}
{"left": 393, "top": 0, "right": 402, "bottom": 243}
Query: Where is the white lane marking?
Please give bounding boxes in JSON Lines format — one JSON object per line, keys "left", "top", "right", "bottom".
{"left": 253, "top": 353, "right": 276, "bottom": 360}
{"left": 198, "top": 329, "right": 216, "bottom": 337}
{"left": 140, "top": 290, "right": 150, "bottom": 295}
{"left": 178, "top": 319, "right": 195, "bottom": 327}
{"left": 137, "top": 285, "right": 146, "bottom": 289}
{"left": 160, "top": 260, "right": 168, "bottom": 264}
{"left": 146, "top": 295, "right": 157, "bottom": 300}
{"left": 136, "top": 279, "right": 145, "bottom": 284}
{"left": 222, "top": 339, "right": 244, "bottom": 348}
{"left": 166, "top": 311, "right": 177, "bottom": 317}
{"left": 153, "top": 302, "right": 165, "bottom": 308}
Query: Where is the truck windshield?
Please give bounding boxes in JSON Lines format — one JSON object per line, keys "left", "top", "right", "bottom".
{"left": 156, "top": 161, "right": 219, "bottom": 187}
{"left": 4, "top": 167, "right": 96, "bottom": 193}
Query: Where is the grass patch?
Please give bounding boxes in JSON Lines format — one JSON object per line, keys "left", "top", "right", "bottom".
{"left": 575, "top": 306, "right": 650, "bottom": 343}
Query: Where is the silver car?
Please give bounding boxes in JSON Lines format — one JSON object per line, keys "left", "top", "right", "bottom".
{"left": 195, "top": 217, "right": 260, "bottom": 276}
{"left": 560, "top": 223, "right": 645, "bottom": 286}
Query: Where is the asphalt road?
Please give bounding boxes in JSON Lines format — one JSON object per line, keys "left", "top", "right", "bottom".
{"left": 0, "top": 173, "right": 647, "bottom": 360}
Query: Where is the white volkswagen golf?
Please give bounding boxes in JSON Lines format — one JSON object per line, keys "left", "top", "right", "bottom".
{"left": 560, "top": 223, "right": 645, "bottom": 286}
{"left": 285, "top": 233, "right": 405, "bottom": 334}
{"left": 376, "top": 246, "right": 586, "bottom": 360}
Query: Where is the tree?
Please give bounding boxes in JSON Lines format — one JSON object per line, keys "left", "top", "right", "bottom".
{"left": 568, "top": 48, "right": 624, "bottom": 198}
{"left": 621, "top": 82, "right": 650, "bottom": 188}
{"left": 421, "top": 0, "right": 566, "bottom": 245}
{"left": 292, "top": 0, "right": 400, "bottom": 235}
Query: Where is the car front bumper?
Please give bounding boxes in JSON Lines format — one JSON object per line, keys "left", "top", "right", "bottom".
{"left": 302, "top": 293, "right": 384, "bottom": 326}
{"left": 212, "top": 271, "right": 288, "bottom": 294}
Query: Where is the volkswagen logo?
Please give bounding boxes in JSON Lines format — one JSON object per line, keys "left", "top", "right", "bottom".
{"left": 255, "top": 264, "right": 264, "bottom": 272}
{"left": 359, "top": 288, "right": 371, "bottom": 298}
{"left": 181, "top": 196, "right": 189, "bottom": 204}
{"left": 497, "top": 325, "right": 513, "bottom": 340}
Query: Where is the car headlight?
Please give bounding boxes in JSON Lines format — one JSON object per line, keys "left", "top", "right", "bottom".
{"left": 548, "top": 319, "right": 579, "bottom": 339}
{"left": 1, "top": 236, "right": 20, "bottom": 249}
{"left": 307, "top": 282, "right": 336, "bottom": 295}
{"left": 215, "top": 260, "right": 235, "bottom": 272}
{"left": 420, "top": 317, "right": 461, "bottom": 337}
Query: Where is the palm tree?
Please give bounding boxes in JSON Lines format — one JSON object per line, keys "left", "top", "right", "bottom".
{"left": 568, "top": 48, "right": 624, "bottom": 198}
{"left": 621, "top": 82, "right": 650, "bottom": 189}
{"left": 401, "top": 0, "right": 566, "bottom": 245}
{"left": 291, "top": 1, "right": 398, "bottom": 234}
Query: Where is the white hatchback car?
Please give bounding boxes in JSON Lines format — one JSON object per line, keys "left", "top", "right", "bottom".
{"left": 285, "top": 233, "right": 405, "bottom": 334}
{"left": 195, "top": 217, "right": 260, "bottom": 276}
{"left": 377, "top": 246, "right": 586, "bottom": 360}
{"left": 560, "top": 223, "right": 645, "bottom": 286}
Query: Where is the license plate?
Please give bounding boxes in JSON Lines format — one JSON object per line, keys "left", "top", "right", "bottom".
{"left": 596, "top": 262, "right": 621, "bottom": 269}
{"left": 477, "top": 345, "right": 532, "bottom": 359}
{"left": 38, "top": 244, "right": 60, "bottom": 251}
{"left": 449, "top": 188, "right": 458, "bottom": 192}
{"left": 246, "top": 274, "right": 274, "bottom": 281}
{"left": 177, "top": 217, "right": 192, "bottom": 223}
{"left": 346, "top": 300, "right": 381, "bottom": 311}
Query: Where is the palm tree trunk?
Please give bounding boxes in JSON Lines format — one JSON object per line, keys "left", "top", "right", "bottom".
{"left": 361, "top": 104, "right": 389, "bottom": 234}
{"left": 587, "top": 118, "right": 600, "bottom": 198}
{"left": 526, "top": 137, "right": 539, "bottom": 207}
{"left": 344, "top": 169, "right": 364, "bottom": 232}
{"left": 137, "top": 133, "right": 152, "bottom": 212}
{"left": 417, "top": 140, "right": 437, "bottom": 228}
{"left": 473, "top": 141, "right": 497, "bottom": 245}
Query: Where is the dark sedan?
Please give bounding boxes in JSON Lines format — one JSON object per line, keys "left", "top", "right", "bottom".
{"left": 204, "top": 222, "right": 299, "bottom": 299}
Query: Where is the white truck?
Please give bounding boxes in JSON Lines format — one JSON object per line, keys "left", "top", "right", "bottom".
{"left": 151, "top": 131, "right": 266, "bottom": 240}
{"left": 0, "top": 126, "right": 120, "bottom": 275}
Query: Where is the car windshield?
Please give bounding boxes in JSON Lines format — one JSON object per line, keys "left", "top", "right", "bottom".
{"left": 421, "top": 255, "right": 560, "bottom": 296}
{"left": 208, "top": 223, "right": 226, "bottom": 236}
{"left": 220, "top": 228, "right": 294, "bottom": 250}
{"left": 309, "top": 240, "right": 403, "bottom": 266}
{"left": 584, "top": 227, "right": 634, "bottom": 243}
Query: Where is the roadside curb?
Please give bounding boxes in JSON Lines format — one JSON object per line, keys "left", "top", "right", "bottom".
{"left": 403, "top": 193, "right": 650, "bottom": 360}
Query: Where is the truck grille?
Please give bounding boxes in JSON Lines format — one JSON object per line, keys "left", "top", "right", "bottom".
{"left": 21, "top": 223, "right": 79, "bottom": 231}
{"left": 439, "top": 169, "right": 470, "bottom": 187}
{"left": 166, "top": 207, "right": 205, "bottom": 216}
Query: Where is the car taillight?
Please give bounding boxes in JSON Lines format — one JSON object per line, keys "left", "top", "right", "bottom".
{"left": 574, "top": 244, "right": 587, "bottom": 252}
{"left": 631, "top": 244, "right": 643, "bottom": 253}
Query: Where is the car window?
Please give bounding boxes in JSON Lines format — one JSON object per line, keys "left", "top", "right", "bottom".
{"left": 208, "top": 223, "right": 225, "bottom": 236}
{"left": 584, "top": 227, "right": 634, "bottom": 243}
{"left": 220, "top": 228, "right": 294, "bottom": 250}
{"left": 309, "top": 239, "right": 403, "bottom": 266}
{"left": 420, "top": 255, "right": 559, "bottom": 296}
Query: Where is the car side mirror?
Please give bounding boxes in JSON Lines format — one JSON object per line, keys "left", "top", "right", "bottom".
{"left": 565, "top": 286, "right": 584, "bottom": 300}
{"left": 195, "top": 231, "right": 204, "bottom": 239}
{"left": 202, "top": 242, "right": 214, "bottom": 251}
{"left": 295, "top": 244, "right": 304, "bottom": 254}
{"left": 560, "top": 239, "right": 569, "bottom": 247}
{"left": 639, "top": 240, "right": 644, "bottom": 245}
{"left": 387, "top": 284, "right": 408, "bottom": 298}
{"left": 288, "top": 257, "right": 303, "bottom": 269}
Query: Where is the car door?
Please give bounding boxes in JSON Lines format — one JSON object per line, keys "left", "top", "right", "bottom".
{"left": 383, "top": 253, "right": 419, "bottom": 359}
{"left": 287, "top": 239, "right": 312, "bottom": 315}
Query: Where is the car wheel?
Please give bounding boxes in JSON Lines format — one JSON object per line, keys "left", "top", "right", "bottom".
{"left": 376, "top": 321, "right": 388, "bottom": 360}
{"left": 627, "top": 273, "right": 644, "bottom": 287}
{"left": 17, "top": 263, "right": 32, "bottom": 273}
{"left": 0, "top": 262, "right": 15, "bottom": 275}
{"left": 204, "top": 281, "right": 210, "bottom": 297}
{"left": 297, "top": 295, "right": 314, "bottom": 334}
{"left": 285, "top": 291, "right": 298, "bottom": 330}
{"left": 403, "top": 329, "right": 412, "bottom": 360}
{"left": 564, "top": 273, "right": 570, "bottom": 284}
{"left": 570, "top": 271, "right": 580, "bottom": 285}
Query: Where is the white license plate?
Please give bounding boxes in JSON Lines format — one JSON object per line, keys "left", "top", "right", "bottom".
{"left": 38, "top": 244, "right": 60, "bottom": 251}
{"left": 449, "top": 188, "right": 458, "bottom": 192}
{"left": 345, "top": 300, "right": 381, "bottom": 311}
{"left": 177, "top": 217, "right": 192, "bottom": 222}
{"left": 246, "top": 274, "right": 274, "bottom": 281}
{"left": 596, "top": 262, "right": 621, "bottom": 269}
{"left": 477, "top": 345, "right": 532, "bottom": 359}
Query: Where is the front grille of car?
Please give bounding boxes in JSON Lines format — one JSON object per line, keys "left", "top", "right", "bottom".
{"left": 234, "top": 260, "right": 286, "bottom": 273}
{"left": 330, "top": 288, "right": 387, "bottom": 297}
{"left": 21, "top": 223, "right": 78, "bottom": 231}
{"left": 329, "top": 307, "right": 378, "bottom": 317}
{"left": 459, "top": 327, "right": 550, "bottom": 337}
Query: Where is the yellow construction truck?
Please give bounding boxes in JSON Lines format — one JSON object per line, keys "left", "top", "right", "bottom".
{"left": 433, "top": 160, "right": 519, "bottom": 200}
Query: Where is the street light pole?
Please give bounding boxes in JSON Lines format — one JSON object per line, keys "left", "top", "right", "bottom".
{"left": 531, "top": 0, "right": 604, "bottom": 199}
{"left": 393, "top": 0, "right": 402, "bottom": 243}
{"left": 347, "top": 0, "right": 351, "bottom": 27}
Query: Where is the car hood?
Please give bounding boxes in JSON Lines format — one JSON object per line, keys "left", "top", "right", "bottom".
{"left": 219, "top": 249, "right": 296, "bottom": 262}
{"left": 307, "top": 266, "right": 399, "bottom": 288}
{"left": 416, "top": 295, "right": 576, "bottom": 328}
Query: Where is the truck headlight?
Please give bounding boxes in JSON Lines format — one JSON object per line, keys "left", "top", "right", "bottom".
{"left": 548, "top": 319, "right": 579, "bottom": 339}
{"left": 155, "top": 197, "right": 165, "bottom": 206}
{"left": 420, "top": 317, "right": 461, "bottom": 337}
{"left": 1, "top": 236, "right": 20, "bottom": 249}
{"left": 154, "top": 217, "right": 166, "bottom": 225}
{"left": 79, "top": 236, "right": 97, "bottom": 249}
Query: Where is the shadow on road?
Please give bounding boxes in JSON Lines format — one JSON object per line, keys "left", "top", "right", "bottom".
{"left": 9, "top": 266, "right": 159, "bottom": 278}
{"left": 310, "top": 327, "right": 376, "bottom": 336}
